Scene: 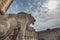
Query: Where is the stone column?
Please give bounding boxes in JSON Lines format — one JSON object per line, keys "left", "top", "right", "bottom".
{"left": 0, "top": 0, "right": 13, "bottom": 15}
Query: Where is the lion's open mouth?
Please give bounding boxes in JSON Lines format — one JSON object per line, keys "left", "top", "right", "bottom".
{"left": 28, "top": 22, "right": 35, "bottom": 27}
{"left": 30, "top": 23, "right": 35, "bottom": 27}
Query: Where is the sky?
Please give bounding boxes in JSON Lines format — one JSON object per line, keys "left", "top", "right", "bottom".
{"left": 7, "top": 0, "right": 60, "bottom": 31}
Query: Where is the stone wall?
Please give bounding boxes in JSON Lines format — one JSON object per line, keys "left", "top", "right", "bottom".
{"left": 22, "top": 26, "right": 38, "bottom": 40}
{"left": 38, "top": 28, "right": 60, "bottom": 40}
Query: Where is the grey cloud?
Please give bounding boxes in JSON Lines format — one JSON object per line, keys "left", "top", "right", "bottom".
{"left": 7, "top": 0, "right": 60, "bottom": 31}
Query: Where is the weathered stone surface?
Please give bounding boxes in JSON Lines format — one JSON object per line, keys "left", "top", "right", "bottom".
{"left": 8, "top": 12, "right": 36, "bottom": 40}
{"left": 25, "top": 27, "right": 38, "bottom": 40}
{"left": 0, "top": 12, "right": 36, "bottom": 40}
{"left": 0, "top": 0, "right": 13, "bottom": 15}
{"left": 37, "top": 28, "right": 60, "bottom": 40}
{"left": 0, "top": 15, "right": 17, "bottom": 40}
{"left": 8, "top": 12, "right": 35, "bottom": 33}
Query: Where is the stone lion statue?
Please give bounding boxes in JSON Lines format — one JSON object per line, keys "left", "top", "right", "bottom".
{"left": 0, "top": 12, "right": 36, "bottom": 40}
{"left": 0, "top": 15, "right": 17, "bottom": 40}
{"left": 8, "top": 12, "right": 35, "bottom": 32}
{"left": 8, "top": 12, "right": 36, "bottom": 40}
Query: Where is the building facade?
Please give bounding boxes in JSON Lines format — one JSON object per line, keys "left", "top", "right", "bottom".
{"left": 38, "top": 28, "right": 60, "bottom": 40}
{"left": 18, "top": 26, "right": 38, "bottom": 40}
{"left": 25, "top": 27, "right": 38, "bottom": 40}
{"left": 17, "top": 26, "right": 38, "bottom": 40}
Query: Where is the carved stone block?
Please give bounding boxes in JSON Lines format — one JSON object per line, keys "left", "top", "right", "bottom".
{"left": 0, "top": 0, "right": 13, "bottom": 15}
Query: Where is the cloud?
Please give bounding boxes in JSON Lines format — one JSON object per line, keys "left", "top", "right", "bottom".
{"left": 7, "top": 0, "right": 60, "bottom": 31}
{"left": 7, "top": 0, "right": 20, "bottom": 13}
{"left": 29, "top": 0, "right": 60, "bottom": 31}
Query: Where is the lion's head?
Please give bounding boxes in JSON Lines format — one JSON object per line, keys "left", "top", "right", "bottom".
{"left": 17, "top": 12, "right": 36, "bottom": 25}
{"left": 27, "top": 14, "right": 36, "bottom": 25}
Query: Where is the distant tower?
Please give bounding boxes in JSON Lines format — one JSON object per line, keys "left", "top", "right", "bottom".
{"left": 0, "top": 0, "right": 13, "bottom": 15}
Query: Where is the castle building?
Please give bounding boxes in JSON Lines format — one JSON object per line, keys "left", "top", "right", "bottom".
{"left": 19, "top": 26, "right": 38, "bottom": 40}
{"left": 37, "top": 28, "right": 60, "bottom": 40}
{"left": 25, "top": 26, "right": 38, "bottom": 40}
